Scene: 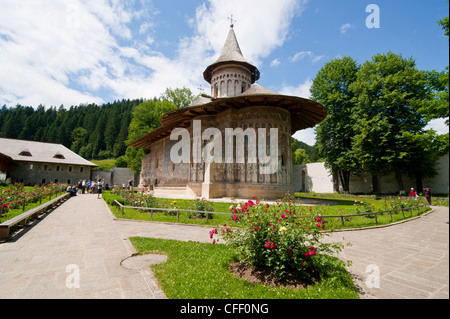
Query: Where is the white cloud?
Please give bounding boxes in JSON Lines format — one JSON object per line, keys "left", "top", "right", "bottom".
{"left": 185, "top": 0, "right": 306, "bottom": 67}
{"left": 425, "top": 118, "right": 449, "bottom": 135}
{"left": 293, "top": 128, "right": 316, "bottom": 146}
{"left": 340, "top": 23, "right": 354, "bottom": 35}
{"left": 289, "top": 50, "right": 324, "bottom": 63}
{"left": 279, "top": 79, "right": 312, "bottom": 98}
{"left": 0, "top": 0, "right": 307, "bottom": 108}
{"left": 0, "top": 1, "right": 135, "bottom": 106}
{"left": 270, "top": 58, "right": 281, "bottom": 67}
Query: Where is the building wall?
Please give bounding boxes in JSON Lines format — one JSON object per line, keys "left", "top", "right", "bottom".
{"left": 293, "top": 163, "right": 335, "bottom": 193}
{"left": 7, "top": 161, "right": 91, "bottom": 186}
{"left": 294, "top": 153, "right": 449, "bottom": 195}
{"left": 90, "top": 167, "right": 138, "bottom": 188}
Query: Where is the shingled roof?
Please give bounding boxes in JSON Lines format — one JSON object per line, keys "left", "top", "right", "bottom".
{"left": 0, "top": 138, "right": 97, "bottom": 167}
{"left": 130, "top": 84, "right": 326, "bottom": 149}
{"left": 203, "top": 27, "right": 260, "bottom": 84}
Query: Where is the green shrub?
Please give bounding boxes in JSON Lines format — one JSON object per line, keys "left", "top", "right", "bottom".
{"left": 102, "top": 191, "right": 125, "bottom": 206}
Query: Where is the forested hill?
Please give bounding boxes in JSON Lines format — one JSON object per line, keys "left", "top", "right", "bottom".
{"left": 0, "top": 99, "right": 143, "bottom": 159}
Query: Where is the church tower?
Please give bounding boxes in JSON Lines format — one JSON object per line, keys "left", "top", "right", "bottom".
{"left": 131, "top": 21, "right": 327, "bottom": 199}
{"left": 203, "top": 25, "right": 260, "bottom": 98}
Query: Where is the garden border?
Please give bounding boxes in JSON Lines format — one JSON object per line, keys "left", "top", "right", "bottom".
{"left": 112, "top": 199, "right": 429, "bottom": 230}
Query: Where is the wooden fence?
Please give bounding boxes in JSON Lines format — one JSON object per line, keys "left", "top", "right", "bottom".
{"left": 0, "top": 186, "right": 67, "bottom": 217}
{"left": 114, "top": 200, "right": 427, "bottom": 227}
{"left": 114, "top": 200, "right": 234, "bottom": 221}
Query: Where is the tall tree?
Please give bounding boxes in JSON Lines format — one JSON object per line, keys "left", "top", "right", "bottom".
{"left": 412, "top": 7, "right": 449, "bottom": 125}
{"left": 350, "top": 52, "right": 429, "bottom": 192}
{"left": 310, "top": 56, "right": 360, "bottom": 192}
{"left": 125, "top": 100, "right": 178, "bottom": 173}
{"left": 160, "top": 87, "right": 197, "bottom": 109}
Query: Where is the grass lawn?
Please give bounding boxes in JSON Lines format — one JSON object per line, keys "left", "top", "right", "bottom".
{"left": 129, "top": 237, "right": 359, "bottom": 299}
{"left": 109, "top": 197, "right": 233, "bottom": 226}
{"left": 90, "top": 159, "right": 116, "bottom": 171}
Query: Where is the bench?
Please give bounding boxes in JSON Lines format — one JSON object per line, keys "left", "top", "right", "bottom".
{"left": 0, "top": 193, "right": 70, "bottom": 241}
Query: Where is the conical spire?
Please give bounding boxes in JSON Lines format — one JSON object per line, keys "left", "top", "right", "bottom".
{"left": 203, "top": 28, "right": 260, "bottom": 84}
{"left": 215, "top": 28, "right": 247, "bottom": 65}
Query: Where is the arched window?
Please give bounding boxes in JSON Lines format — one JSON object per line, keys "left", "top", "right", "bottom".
{"left": 220, "top": 81, "right": 226, "bottom": 97}
{"left": 234, "top": 80, "right": 240, "bottom": 95}
{"left": 227, "top": 80, "right": 233, "bottom": 96}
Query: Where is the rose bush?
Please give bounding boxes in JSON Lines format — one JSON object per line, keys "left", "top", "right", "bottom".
{"left": 211, "top": 196, "right": 345, "bottom": 280}
{"left": 191, "top": 198, "right": 214, "bottom": 219}
{"left": 0, "top": 183, "right": 66, "bottom": 216}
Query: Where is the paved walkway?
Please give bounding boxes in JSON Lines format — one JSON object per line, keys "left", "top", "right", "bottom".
{"left": 0, "top": 194, "right": 448, "bottom": 299}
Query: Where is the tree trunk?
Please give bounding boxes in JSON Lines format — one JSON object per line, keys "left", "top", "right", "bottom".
{"left": 339, "top": 170, "right": 350, "bottom": 193}
{"left": 395, "top": 171, "right": 405, "bottom": 193}
{"left": 372, "top": 174, "right": 379, "bottom": 194}
{"left": 415, "top": 172, "right": 423, "bottom": 195}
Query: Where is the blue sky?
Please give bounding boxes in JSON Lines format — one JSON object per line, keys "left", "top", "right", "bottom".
{"left": 0, "top": 0, "right": 448, "bottom": 145}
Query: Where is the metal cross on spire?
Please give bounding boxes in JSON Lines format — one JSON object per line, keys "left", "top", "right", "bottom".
{"left": 228, "top": 14, "right": 236, "bottom": 28}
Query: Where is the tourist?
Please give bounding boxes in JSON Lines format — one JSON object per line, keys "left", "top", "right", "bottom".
{"left": 82, "top": 180, "right": 86, "bottom": 194}
{"left": 91, "top": 180, "right": 96, "bottom": 193}
{"left": 410, "top": 188, "right": 416, "bottom": 200}
{"left": 425, "top": 188, "right": 432, "bottom": 206}
{"left": 71, "top": 185, "right": 77, "bottom": 197}
{"left": 97, "top": 179, "right": 103, "bottom": 199}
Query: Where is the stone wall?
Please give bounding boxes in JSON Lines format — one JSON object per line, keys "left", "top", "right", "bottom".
{"left": 294, "top": 153, "right": 449, "bottom": 195}
{"left": 91, "top": 167, "right": 138, "bottom": 188}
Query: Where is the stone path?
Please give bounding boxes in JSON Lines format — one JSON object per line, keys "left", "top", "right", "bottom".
{"left": 327, "top": 208, "right": 449, "bottom": 299}
{"left": 0, "top": 193, "right": 448, "bottom": 299}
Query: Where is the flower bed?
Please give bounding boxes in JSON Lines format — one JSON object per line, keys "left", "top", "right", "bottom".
{"left": 211, "top": 196, "right": 346, "bottom": 281}
{"left": 0, "top": 183, "right": 67, "bottom": 222}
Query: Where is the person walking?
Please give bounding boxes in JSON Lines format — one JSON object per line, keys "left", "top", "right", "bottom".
{"left": 97, "top": 179, "right": 103, "bottom": 199}
{"left": 425, "top": 188, "right": 432, "bottom": 206}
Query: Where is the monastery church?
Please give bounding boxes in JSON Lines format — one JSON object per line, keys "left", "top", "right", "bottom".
{"left": 130, "top": 25, "right": 327, "bottom": 199}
